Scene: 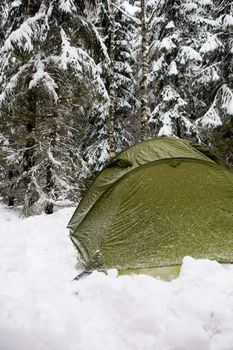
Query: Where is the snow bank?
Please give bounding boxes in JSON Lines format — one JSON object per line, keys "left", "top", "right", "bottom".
{"left": 1, "top": 205, "right": 233, "bottom": 350}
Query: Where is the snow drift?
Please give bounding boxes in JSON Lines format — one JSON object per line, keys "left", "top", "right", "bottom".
{"left": 0, "top": 205, "right": 233, "bottom": 350}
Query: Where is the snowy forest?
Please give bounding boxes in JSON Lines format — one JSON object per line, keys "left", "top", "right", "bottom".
{"left": 0, "top": 0, "right": 233, "bottom": 215}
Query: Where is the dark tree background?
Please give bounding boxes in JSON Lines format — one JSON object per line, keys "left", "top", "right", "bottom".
{"left": 0, "top": 0, "right": 232, "bottom": 215}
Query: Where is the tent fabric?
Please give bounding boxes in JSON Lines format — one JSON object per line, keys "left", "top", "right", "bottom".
{"left": 68, "top": 137, "right": 233, "bottom": 271}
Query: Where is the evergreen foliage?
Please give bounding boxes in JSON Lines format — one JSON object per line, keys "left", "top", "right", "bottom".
{"left": 0, "top": 0, "right": 232, "bottom": 214}
{"left": 0, "top": 0, "right": 108, "bottom": 214}
{"left": 211, "top": 116, "right": 233, "bottom": 167}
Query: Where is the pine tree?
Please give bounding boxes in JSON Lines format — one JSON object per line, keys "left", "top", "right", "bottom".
{"left": 147, "top": 0, "right": 233, "bottom": 141}
{"left": 211, "top": 116, "right": 233, "bottom": 167}
{"left": 1, "top": 0, "right": 232, "bottom": 215}
{"left": 90, "top": 0, "right": 138, "bottom": 161}
{"left": 0, "top": 0, "right": 108, "bottom": 214}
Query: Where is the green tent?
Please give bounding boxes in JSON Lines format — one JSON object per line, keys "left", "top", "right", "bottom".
{"left": 68, "top": 137, "right": 233, "bottom": 273}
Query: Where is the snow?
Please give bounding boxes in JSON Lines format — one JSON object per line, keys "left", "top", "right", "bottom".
{"left": 87, "top": 139, "right": 109, "bottom": 169}
{"left": 47, "top": 148, "right": 62, "bottom": 168}
{"left": 159, "top": 37, "right": 176, "bottom": 53}
{"left": 222, "top": 15, "right": 233, "bottom": 29}
{"left": 162, "top": 86, "right": 182, "bottom": 103}
{"left": 29, "top": 57, "right": 59, "bottom": 103}
{"left": 196, "top": 84, "right": 233, "bottom": 128}
{"left": 194, "top": 0, "right": 213, "bottom": 6}
{"left": 1, "top": 205, "right": 233, "bottom": 350}
{"left": 196, "top": 106, "right": 222, "bottom": 129}
{"left": 157, "top": 113, "right": 174, "bottom": 136}
{"left": 59, "top": 0, "right": 76, "bottom": 14}
{"left": 165, "top": 21, "right": 175, "bottom": 29}
{"left": 200, "top": 34, "right": 222, "bottom": 55}
{"left": 10, "top": 1, "right": 22, "bottom": 9}
{"left": 221, "top": 84, "right": 233, "bottom": 115}
{"left": 0, "top": 64, "right": 30, "bottom": 106}
{"left": 188, "top": 15, "right": 219, "bottom": 28}
{"left": 197, "top": 66, "right": 221, "bottom": 85}
{"left": 121, "top": 1, "right": 139, "bottom": 17}
{"left": 182, "top": 2, "right": 198, "bottom": 13}
{"left": 58, "top": 28, "right": 108, "bottom": 82}
{"left": 178, "top": 46, "right": 202, "bottom": 65}
{"left": 202, "top": 0, "right": 213, "bottom": 5}
{"left": 1, "top": 12, "right": 45, "bottom": 53}
{"left": 152, "top": 55, "right": 166, "bottom": 73}
{"left": 167, "top": 61, "right": 178, "bottom": 76}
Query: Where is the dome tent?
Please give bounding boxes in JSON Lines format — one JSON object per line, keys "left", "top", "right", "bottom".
{"left": 68, "top": 137, "right": 233, "bottom": 273}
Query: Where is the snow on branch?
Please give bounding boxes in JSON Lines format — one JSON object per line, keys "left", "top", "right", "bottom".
{"left": 59, "top": 28, "right": 95, "bottom": 73}
{"left": 221, "top": 84, "right": 233, "bottom": 115}
{"left": 29, "top": 57, "right": 59, "bottom": 103}
{"left": 196, "top": 85, "right": 233, "bottom": 129}
{"left": 196, "top": 105, "right": 222, "bottom": 129}
{"left": 57, "top": 28, "right": 108, "bottom": 99}
{"left": 200, "top": 33, "right": 222, "bottom": 55}
{"left": 177, "top": 46, "right": 202, "bottom": 66}
{"left": 59, "top": 0, "right": 76, "bottom": 14}
{"left": 112, "top": 3, "right": 140, "bottom": 25}
{"left": 0, "top": 64, "right": 30, "bottom": 105}
{"left": 88, "top": 21, "right": 110, "bottom": 63}
{"left": 1, "top": 12, "right": 45, "bottom": 53}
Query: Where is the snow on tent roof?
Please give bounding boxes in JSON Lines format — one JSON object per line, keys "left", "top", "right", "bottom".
{"left": 68, "top": 137, "right": 233, "bottom": 272}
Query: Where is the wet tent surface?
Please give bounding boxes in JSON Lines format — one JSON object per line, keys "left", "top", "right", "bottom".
{"left": 68, "top": 138, "right": 233, "bottom": 271}
{"left": 68, "top": 138, "right": 212, "bottom": 233}
{"left": 73, "top": 159, "right": 233, "bottom": 269}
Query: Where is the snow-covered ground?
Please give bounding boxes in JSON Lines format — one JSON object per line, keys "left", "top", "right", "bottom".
{"left": 1, "top": 205, "right": 233, "bottom": 350}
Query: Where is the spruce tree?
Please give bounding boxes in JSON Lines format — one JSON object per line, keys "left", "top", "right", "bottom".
{"left": 0, "top": 0, "right": 108, "bottom": 214}
{"left": 147, "top": 0, "right": 233, "bottom": 141}
{"left": 92, "top": 0, "right": 138, "bottom": 160}
{"left": 0, "top": 0, "right": 232, "bottom": 215}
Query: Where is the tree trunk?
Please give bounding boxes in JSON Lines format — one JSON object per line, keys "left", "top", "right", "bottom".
{"left": 22, "top": 90, "right": 37, "bottom": 216}
{"left": 108, "top": 0, "right": 116, "bottom": 159}
{"left": 45, "top": 109, "right": 58, "bottom": 215}
{"left": 140, "top": 0, "right": 149, "bottom": 141}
